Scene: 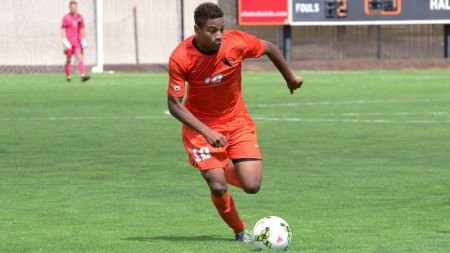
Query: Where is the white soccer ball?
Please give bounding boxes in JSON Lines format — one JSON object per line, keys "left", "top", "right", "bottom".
{"left": 252, "top": 216, "right": 292, "bottom": 251}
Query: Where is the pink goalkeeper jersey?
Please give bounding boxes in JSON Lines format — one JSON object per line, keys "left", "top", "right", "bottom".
{"left": 61, "top": 13, "right": 85, "bottom": 44}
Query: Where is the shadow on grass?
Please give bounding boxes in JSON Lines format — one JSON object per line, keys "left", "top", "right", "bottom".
{"left": 124, "top": 235, "right": 233, "bottom": 243}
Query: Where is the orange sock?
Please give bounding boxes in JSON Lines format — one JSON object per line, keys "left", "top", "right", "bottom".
{"left": 211, "top": 191, "right": 246, "bottom": 234}
{"left": 224, "top": 165, "right": 242, "bottom": 188}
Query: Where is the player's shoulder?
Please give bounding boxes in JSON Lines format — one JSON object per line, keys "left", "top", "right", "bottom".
{"left": 168, "top": 36, "right": 194, "bottom": 73}
{"left": 224, "top": 30, "right": 247, "bottom": 37}
{"left": 224, "top": 30, "right": 252, "bottom": 41}
{"left": 224, "top": 30, "right": 260, "bottom": 46}
{"left": 169, "top": 35, "right": 195, "bottom": 64}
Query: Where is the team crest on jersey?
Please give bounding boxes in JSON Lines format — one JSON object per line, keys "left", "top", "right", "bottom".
{"left": 204, "top": 73, "right": 223, "bottom": 85}
{"left": 222, "top": 57, "right": 236, "bottom": 66}
{"left": 172, "top": 84, "right": 181, "bottom": 92}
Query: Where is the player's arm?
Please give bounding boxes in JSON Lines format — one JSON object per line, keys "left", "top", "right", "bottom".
{"left": 61, "top": 27, "right": 66, "bottom": 39}
{"left": 80, "top": 27, "right": 87, "bottom": 48}
{"left": 262, "top": 40, "right": 303, "bottom": 94}
{"left": 79, "top": 16, "right": 87, "bottom": 48}
{"left": 79, "top": 27, "right": 85, "bottom": 39}
{"left": 61, "top": 27, "right": 71, "bottom": 50}
{"left": 167, "top": 95, "right": 227, "bottom": 148}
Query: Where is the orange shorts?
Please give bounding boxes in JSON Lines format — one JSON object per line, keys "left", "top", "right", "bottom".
{"left": 182, "top": 113, "right": 262, "bottom": 170}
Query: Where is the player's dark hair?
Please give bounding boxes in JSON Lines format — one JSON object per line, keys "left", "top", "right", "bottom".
{"left": 69, "top": 1, "right": 77, "bottom": 6}
{"left": 194, "top": 2, "right": 224, "bottom": 28}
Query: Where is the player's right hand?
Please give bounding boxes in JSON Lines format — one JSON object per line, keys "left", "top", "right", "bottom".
{"left": 287, "top": 75, "right": 304, "bottom": 94}
{"left": 62, "top": 38, "right": 72, "bottom": 50}
{"left": 203, "top": 129, "right": 227, "bottom": 148}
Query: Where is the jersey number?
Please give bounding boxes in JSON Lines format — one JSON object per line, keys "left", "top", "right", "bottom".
{"left": 193, "top": 147, "right": 211, "bottom": 162}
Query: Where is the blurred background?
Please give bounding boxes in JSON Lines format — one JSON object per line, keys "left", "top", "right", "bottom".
{"left": 1, "top": 0, "right": 449, "bottom": 73}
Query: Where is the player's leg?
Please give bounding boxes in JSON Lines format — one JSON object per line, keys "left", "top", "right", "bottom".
{"left": 201, "top": 168, "right": 250, "bottom": 240}
{"left": 224, "top": 163, "right": 242, "bottom": 188}
{"left": 226, "top": 115, "right": 263, "bottom": 194}
{"left": 233, "top": 159, "right": 262, "bottom": 194}
{"left": 74, "top": 48, "right": 90, "bottom": 82}
{"left": 64, "top": 53, "right": 72, "bottom": 81}
{"left": 201, "top": 167, "right": 228, "bottom": 197}
{"left": 182, "top": 125, "right": 249, "bottom": 239}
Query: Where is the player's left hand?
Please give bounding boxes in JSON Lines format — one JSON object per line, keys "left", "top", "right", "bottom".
{"left": 287, "top": 75, "right": 304, "bottom": 94}
{"left": 202, "top": 128, "right": 227, "bottom": 148}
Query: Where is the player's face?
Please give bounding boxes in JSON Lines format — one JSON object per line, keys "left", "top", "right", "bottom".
{"left": 195, "top": 17, "right": 225, "bottom": 53}
{"left": 69, "top": 3, "right": 77, "bottom": 14}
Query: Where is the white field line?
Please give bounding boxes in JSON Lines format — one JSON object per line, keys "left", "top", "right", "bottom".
{"left": 288, "top": 72, "right": 450, "bottom": 81}
{"left": 282, "top": 112, "right": 448, "bottom": 116}
{"left": 252, "top": 116, "right": 450, "bottom": 124}
{"left": 377, "top": 76, "right": 450, "bottom": 81}
{"left": 1, "top": 113, "right": 449, "bottom": 124}
{"left": 0, "top": 115, "right": 170, "bottom": 121}
{"left": 247, "top": 98, "right": 449, "bottom": 108}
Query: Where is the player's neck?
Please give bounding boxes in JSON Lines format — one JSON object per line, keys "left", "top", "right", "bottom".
{"left": 193, "top": 38, "right": 218, "bottom": 55}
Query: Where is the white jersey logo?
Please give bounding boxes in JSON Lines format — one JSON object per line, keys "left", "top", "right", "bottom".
{"left": 205, "top": 73, "right": 223, "bottom": 85}
{"left": 173, "top": 85, "right": 181, "bottom": 92}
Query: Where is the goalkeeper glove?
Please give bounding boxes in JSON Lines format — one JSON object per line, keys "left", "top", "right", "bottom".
{"left": 81, "top": 38, "right": 87, "bottom": 48}
{"left": 62, "top": 38, "right": 71, "bottom": 50}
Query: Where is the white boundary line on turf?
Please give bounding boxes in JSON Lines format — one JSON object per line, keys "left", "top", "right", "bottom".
{"left": 0, "top": 115, "right": 170, "bottom": 121}
{"left": 282, "top": 112, "right": 448, "bottom": 116}
{"left": 252, "top": 116, "right": 450, "bottom": 124}
{"left": 247, "top": 99, "right": 449, "bottom": 108}
{"left": 2, "top": 114, "right": 449, "bottom": 124}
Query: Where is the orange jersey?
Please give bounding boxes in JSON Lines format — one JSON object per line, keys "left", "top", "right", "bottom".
{"left": 167, "top": 30, "right": 265, "bottom": 124}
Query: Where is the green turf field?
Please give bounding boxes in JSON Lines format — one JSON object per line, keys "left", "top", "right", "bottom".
{"left": 1, "top": 70, "right": 449, "bottom": 252}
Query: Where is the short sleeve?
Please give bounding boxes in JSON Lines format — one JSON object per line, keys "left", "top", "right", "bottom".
{"left": 61, "top": 17, "right": 68, "bottom": 28}
{"left": 240, "top": 31, "right": 265, "bottom": 59}
{"left": 167, "top": 56, "right": 186, "bottom": 97}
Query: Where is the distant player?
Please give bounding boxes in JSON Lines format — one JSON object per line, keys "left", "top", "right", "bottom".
{"left": 167, "top": 3, "right": 303, "bottom": 242}
{"left": 61, "top": 1, "right": 90, "bottom": 82}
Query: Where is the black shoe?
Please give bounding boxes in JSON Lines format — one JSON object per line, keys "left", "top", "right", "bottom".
{"left": 81, "top": 75, "right": 91, "bottom": 82}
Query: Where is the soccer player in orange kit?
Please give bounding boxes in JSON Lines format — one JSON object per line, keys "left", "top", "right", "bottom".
{"left": 167, "top": 2, "right": 303, "bottom": 242}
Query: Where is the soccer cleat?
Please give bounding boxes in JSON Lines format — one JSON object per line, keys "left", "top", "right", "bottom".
{"left": 235, "top": 229, "right": 253, "bottom": 243}
{"left": 66, "top": 76, "right": 71, "bottom": 82}
{"left": 81, "top": 75, "right": 91, "bottom": 82}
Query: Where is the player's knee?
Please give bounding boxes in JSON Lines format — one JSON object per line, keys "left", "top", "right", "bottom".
{"left": 243, "top": 181, "right": 261, "bottom": 194}
{"left": 76, "top": 55, "right": 84, "bottom": 62}
{"left": 209, "top": 182, "right": 228, "bottom": 197}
